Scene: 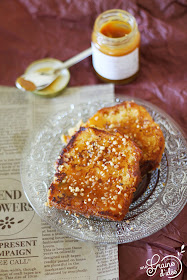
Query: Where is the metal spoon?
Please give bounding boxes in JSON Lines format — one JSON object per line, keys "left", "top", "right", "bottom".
{"left": 16, "top": 47, "right": 92, "bottom": 91}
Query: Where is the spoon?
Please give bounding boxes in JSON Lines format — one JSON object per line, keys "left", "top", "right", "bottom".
{"left": 16, "top": 47, "right": 92, "bottom": 91}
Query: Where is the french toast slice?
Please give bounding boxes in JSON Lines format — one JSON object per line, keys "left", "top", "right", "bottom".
{"left": 48, "top": 127, "right": 142, "bottom": 221}
{"left": 86, "top": 101, "right": 165, "bottom": 175}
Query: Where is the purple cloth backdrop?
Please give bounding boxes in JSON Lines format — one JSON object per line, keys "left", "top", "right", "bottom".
{"left": 0, "top": 0, "right": 186, "bottom": 279}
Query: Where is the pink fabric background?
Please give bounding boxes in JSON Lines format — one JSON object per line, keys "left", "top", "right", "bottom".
{"left": 0, "top": 0, "right": 186, "bottom": 279}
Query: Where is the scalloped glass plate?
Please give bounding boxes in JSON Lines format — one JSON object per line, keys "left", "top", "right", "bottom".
{"left": 20, "top": 97, "right": 187, "bottom": 244}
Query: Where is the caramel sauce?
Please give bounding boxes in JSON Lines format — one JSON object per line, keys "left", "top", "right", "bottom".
{"left": 17, "top": 67, "right": 57, "bottom": 94}
{"left": 36, "top": 67, "right": 52, "bottom": 73}
{"left": 92, "top": 19, "right": 140, "bottom": 84}
{"left": 38, "top": 76, "right": 61, "bottom": 94}
{"left": 92, "top": 20, "right": 140, "bottom": 57}
{"left": 100, "top": 20, "right": 131, "bottom": 38}
{"left": 16, "top": 77, "right": 36, "bottom": 91}
{"left": 92, "top": 10, "right": 140, "bottom": 84}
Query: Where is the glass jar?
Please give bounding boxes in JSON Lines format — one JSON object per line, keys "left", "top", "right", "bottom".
{"left": 92, "top": 9, "right": 140, "bottom": 84}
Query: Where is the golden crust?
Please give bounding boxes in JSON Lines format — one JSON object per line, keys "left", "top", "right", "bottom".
{"left": 86, "top": 101, "right": 165, "bottom": 175}
{"left": 48, "top": 127, "right": 142, "bottom": 221}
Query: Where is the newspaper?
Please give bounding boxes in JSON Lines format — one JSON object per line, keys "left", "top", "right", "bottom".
{"left": 0, "top": 84, "right": 119, "bottom": 280}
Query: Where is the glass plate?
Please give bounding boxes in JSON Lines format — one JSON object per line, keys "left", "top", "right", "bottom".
{"left": 20, "top": 97, "right": 187, "bottom": 244}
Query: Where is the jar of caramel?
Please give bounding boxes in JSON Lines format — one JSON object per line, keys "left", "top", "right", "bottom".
{"left": 92, "top": 9, "right": 140, "bottom": 84}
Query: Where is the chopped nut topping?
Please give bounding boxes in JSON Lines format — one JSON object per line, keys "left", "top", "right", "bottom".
{"left": 100, "top": 146, "right": 105, "bottom": 150}
{"left": 58, "top": 165, "right": 64, "bottom": 171}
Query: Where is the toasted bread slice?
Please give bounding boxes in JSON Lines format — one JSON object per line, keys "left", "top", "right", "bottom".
{"left": 86, "top": 101, "right": 165, "bottom": 175}
{"left": 48, "top": 127, "right": 142, "bottom": 221}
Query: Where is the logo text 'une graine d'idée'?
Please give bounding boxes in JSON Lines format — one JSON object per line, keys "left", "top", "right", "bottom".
{"left": 140, "top": 245, "right": 185, "bottom": 279}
